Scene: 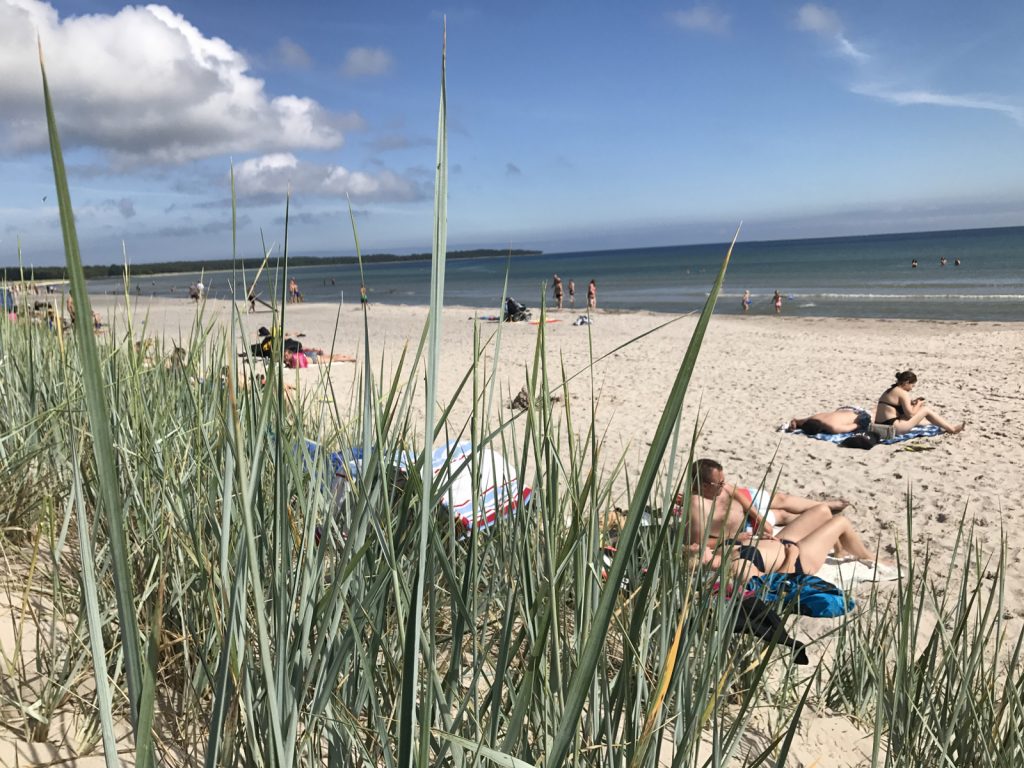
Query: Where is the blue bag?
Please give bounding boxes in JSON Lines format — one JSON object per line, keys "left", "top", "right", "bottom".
{"left": 748, "top": 573, "right": 854, "bottom": 618}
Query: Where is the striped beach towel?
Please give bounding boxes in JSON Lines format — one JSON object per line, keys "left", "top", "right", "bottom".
{"left": 305, "top": 439, "right": 529, "bottom": 535}
{"left": 431, "top": 440, "right": 531, "bottom": 536}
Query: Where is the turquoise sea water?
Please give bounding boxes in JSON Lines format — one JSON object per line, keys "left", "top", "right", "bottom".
{"left": 89, "top": 226, "right": 1024, "bottom": 321}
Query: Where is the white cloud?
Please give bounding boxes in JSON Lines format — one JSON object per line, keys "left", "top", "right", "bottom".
{"left": 0, "top": 0, "right": 345, "bottom": 163}
{"left": 668, "top": 6, "right": 730, "bottom": 35}
{"left": 235, "top": 153, "right": 425, "bottom": 202}
{"left": 796, "top": 4, "right": 868, "bottom": 61}
{"left": 342, "top": 47, "right": 394, "bottom": 77}
{"left": 277, "top": 37, "right": 312, "bottom": 69}
{"left": 851, "top": 84, "right": 1024, "bottom": 125}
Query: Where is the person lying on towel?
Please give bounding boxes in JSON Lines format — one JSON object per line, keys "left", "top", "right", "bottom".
{"left": 786, "top": 406, "right": 870, "bottom": 435}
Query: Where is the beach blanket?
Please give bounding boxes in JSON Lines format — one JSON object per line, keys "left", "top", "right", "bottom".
{"left": 786, "top": 409, "right": 943, "bottom": 446}
{"left": 304, "top": 439, "right": 529, "bottom": 535}
{"left": 816, "top": 557, "right": 902, "bottom": 586}
{"left": 431, "top": 441, "right": 531, "bottom": 536}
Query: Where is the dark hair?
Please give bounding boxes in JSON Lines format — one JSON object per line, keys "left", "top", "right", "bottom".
{"left": 799, "top": 417, "right": 830, "bottom": 436}
{"left": 258, "top": 326, "right": 271, "bottom": 337}
{"left": 894, "top": 370, "right": 917, "bottom": 386}
{"left": 690, "top": 458, "right": 723, "bottom": 489}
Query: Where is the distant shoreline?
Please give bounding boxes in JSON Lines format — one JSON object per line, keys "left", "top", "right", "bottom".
{"left": 0, "top": 248, "right": 542, "bottom": 282}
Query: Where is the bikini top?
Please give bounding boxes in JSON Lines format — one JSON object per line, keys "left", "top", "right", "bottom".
{"left": 877, "top": 387, "right": 910, "bottom": 420}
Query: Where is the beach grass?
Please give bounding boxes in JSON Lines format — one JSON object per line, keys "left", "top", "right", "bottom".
{"left": 1, "top": 35, "right": 1022, "bottom": 768}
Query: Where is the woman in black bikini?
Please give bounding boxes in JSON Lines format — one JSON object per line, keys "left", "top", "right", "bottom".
{"left": 874, "top": 370, "right": 964, "bottom": 435}
{"left": 728, "top": 514, "right": 881, "bottom": 577}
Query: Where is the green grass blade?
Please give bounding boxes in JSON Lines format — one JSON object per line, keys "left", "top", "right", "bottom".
{"left": 398, "top": 26, "right": 447, "bottom": 768}
{"left": 38, "top": 44, "right": 152, "bottom": 765}
{"left": 545, "top": 225, "right": 741, "bottom": 767}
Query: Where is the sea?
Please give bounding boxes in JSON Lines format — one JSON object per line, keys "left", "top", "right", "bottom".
{"left": 87, "top": 226, "right": 1024, "bottom": 322}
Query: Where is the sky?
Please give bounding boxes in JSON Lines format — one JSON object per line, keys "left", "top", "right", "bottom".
{"left": 2, "top": 1, "right": 1023, "bottom": 266}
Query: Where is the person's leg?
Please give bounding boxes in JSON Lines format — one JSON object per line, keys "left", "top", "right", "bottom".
{"left": 771, "top": 493, "right": 849, "bottom": 524}
{"left": 783, "top": 515, "right": 874, "bottom": 574}
{"left": 773, "top": 504, "right": 831, "bottom": 540}
{"left": 897, "top": 407, "right": 963, "bottom": 434}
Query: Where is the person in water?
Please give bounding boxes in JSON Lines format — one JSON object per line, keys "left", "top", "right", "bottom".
{"left": 875, "top": 370, "right": 964, "bottom": 434}
{"left": 742, "top": 289, "right": 751, "bottom": 312}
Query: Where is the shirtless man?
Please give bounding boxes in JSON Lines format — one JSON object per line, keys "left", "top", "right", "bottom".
{"left": 682, "top": 459, "right": 873, "bottom": 568}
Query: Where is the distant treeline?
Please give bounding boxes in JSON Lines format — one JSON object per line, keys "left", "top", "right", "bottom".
{"left": 0, "top": 249, "right": 542, "bottom": 281}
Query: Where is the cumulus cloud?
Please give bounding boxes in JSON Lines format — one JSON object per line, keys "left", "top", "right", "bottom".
{"left": 342, "top": 47, "right": 394, "bottom": 77}
{"left": 667, "top": 6, "right": 730, "bottom": 35}
{"left": 234, "top": 152, "right": 426, "bottom": 202}
{"left": 277, "top": 37, "right": 312, "bottom": 69}
{"left": 0, "top": 1, "right": 345, "bottom": 163}
{"left": 851, "top": 84, "right": 1024, "bottom": 125}
{"left": 796, "top": 4, "right": 868, "bottom": 61}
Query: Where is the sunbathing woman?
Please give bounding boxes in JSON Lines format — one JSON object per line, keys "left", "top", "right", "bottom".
{"left": 787, "top": 407, "right": 869, "bottom": 434}
{"left": 727, "top": 514, "right": 886, "bottom": 578}
{"left": 875, "top": 370, "right": 964, "bottom": 435}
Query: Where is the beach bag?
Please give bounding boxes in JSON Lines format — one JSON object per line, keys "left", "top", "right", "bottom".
{"left": 748, "top": 573, "right": 854, "bottom": 618}
{"left": 868, "top": 422, "right": 897, "bottom": 440}
{"left": 839, "top": 432, "right": 881, "bottom": 450}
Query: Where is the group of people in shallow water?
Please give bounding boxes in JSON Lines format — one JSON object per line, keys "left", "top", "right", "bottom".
{"left": 551, "top": 275, "right": 597, "bottom": 310}
{"left": 787, "top": 370, "right": 965, "bottom": 436}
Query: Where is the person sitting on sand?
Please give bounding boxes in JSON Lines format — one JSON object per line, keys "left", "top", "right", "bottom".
{"left": 875, "top": 370, "right": 964, "bottom": 435}
{"left": 786, "top": 407, "right": 870, "bottom": 435}
{"left": 682, "top": 458, "right": 872, "bottom": 565}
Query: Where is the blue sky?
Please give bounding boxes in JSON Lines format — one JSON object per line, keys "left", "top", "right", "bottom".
{"left": 2, "top": 1, "right": 1023, "bottom": 266}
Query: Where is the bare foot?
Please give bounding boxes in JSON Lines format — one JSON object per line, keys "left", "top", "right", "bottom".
{"left": 826, "top": 498, "right": 851, "bottom": 514}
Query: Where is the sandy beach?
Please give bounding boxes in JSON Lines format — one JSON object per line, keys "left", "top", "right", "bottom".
{"left": 4, "top": 291, "right": 1023, "bottom": 766}
{"left": 90, "top": 292, "right": 1024, "bottom": 597}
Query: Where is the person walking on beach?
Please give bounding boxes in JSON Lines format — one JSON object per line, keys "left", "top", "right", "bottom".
{"left": 587, "top": 279, "right": 597, "bottom": 310}
{"left": 360, "top": 283, "right": 369, "bottom": 306}
{"left": 773, "top": 290, "right": 782, "bottom": 315}
{"left": 552, "top": 274, "right": 563, "bottom": 309}
{"left": 568, "top": 280, "right": 576, "bottom": 308}
{"left": 742, "top": 290, "right": 751, "bottom": 313}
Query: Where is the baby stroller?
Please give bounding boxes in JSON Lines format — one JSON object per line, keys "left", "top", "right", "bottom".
{"left": 503, "top": 296, "right": 531, "bottom": 323}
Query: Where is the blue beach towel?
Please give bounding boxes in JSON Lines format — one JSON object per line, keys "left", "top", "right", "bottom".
{"left": 786, "top": 408, "right": 943, "bottom": 446}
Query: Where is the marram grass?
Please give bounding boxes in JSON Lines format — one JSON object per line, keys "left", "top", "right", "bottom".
{"left": 0, "top": 36, "right": 1019, "bottom": 768}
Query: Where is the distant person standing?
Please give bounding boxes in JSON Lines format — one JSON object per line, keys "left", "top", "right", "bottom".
{"left": 954, "top": 258, "right": 961, "bottom": 266}
{"left": 911, "top": 259, "right": 918, "bottom": 268}
{"left": 773, "top": 290, "right": 782, "bottom": 315}
{"left": 288, "top": 277, "right": 300, "bottom": 302}
{"left": 742, "top": 290, "right": 751, "bottom": 313}
{"left": 360, "top": 283, "right": 369, "bottom": 306}
{"left": 552, "top": 274, "right": 563, "bottom": 309}
{"left": 568, "top": 280, "right": 576, "bottom": 308}
{"left": 247, "top": 289, "right": 257, "bottom": 313}
{"left": 587, "top": 279, "right": 597, "bottom": 310}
